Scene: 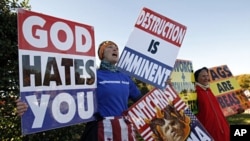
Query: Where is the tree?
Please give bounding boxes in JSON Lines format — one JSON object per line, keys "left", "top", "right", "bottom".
{"left": 0, "top": 0, "right": 30, "bottom": 140}
{"left": 236, "top": 74, "right": 250, "bottom": 91}
{"left": 0, "top": 1, "right": 84, "bottom": 140}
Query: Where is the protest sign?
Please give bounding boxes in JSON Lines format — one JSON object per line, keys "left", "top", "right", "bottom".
{"left": 117, "top": 7, "right": 187, "bottom": 89}
{"left": 125, "top": 85, "right": 213, "bottom": 141}
{"left": 208, "top": 65, "right": 250, "bottom": 116}
{"left": 170, "top": 59, "right": 198, "bottom": 114}
{"left": 18, "top": 9, "right": 97, "bottom": 135}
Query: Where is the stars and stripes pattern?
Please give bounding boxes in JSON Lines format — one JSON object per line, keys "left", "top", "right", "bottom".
{"left": 98, "top": 116, "right": 136, "bottom": 141}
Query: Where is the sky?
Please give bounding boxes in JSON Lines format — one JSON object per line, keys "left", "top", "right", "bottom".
{"left": 28, "top": 0, "right": 250, "bottom": 76}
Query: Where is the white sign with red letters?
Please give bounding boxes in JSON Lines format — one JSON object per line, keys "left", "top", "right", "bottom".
{"left": 117, "top": 7, "right": 187, "bottom": 89}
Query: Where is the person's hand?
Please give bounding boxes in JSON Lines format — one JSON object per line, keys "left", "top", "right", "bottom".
{"left": 165, "top": 76, "right": 173, "bottom": 86}
{"left": 15, "top": 98, "right": 28, "bottom": 116}
{"left": 237, "top": 107, "right": 245, "bottom": 114}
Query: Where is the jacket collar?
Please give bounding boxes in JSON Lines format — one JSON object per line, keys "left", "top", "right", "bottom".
{"left": 195, "top": 82, "right": 210, "bottom": 90}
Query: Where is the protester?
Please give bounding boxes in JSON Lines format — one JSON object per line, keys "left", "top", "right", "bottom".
{"left": 194, "top": 67, "right": 230, "bottom": 141}
{"left": 16, "top": 40, "right": 143, "bottom": 141}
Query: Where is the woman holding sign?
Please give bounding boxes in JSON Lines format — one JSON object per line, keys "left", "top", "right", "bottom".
{"left": 16, "top": 40, "right": 142, "bottom": 141}
{"left": 80, "top": 40, "right": 142, "bottom": 141}
{"left": 194, "top": 67, "right": 230, "bottom": 141}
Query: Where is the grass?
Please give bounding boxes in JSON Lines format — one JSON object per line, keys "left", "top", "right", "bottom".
{"left": 227, "top": 112, "right": 250, "bottom": 125}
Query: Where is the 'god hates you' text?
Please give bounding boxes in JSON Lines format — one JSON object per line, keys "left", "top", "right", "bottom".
{"left": 18, "top": 9, "right": 97, "bottom": 134}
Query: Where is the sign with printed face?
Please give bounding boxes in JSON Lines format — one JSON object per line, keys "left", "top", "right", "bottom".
{"left": 125, "top": 85, "right": 214, "bottom": 141}
{"left": 208, "top": 65, "right": 250, "bottom": 117}
{"left": 18, "top": 9, "right": 97, "bottom": 135}
{"left": 117, "top": 7, "right": 187, "bottom": 89}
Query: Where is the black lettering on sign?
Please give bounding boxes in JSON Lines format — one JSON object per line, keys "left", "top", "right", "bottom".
{"left": 173, "top": 60, "right": 193, "bottom": 73}
{"left": 147, "top": 39, "right": 159, "bottom": 54}
{"left": 44, "top": 57, "right": 62, "bottom": 86}
{"left": 22, "top": 55, "right": 42, "bottom": 86}
{"left": 22, "top": 55, "right": 95, "bottom": 87}
{"left": 209, "top": 65, "right": 233, "bottom": 81}
{"left": 217, "top": 80, "right": 234, "bottom": 93}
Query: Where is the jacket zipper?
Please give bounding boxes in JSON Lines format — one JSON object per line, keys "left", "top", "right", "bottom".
{"left": 206, "top": 90, "right": 224, "bottom": 134}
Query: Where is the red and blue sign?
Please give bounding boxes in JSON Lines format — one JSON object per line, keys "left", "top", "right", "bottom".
{"left": 18, "top": 9, "right": 97, "bottom": 135}
{"left": 117, "top": 7, "right": 187, "bottom": 89}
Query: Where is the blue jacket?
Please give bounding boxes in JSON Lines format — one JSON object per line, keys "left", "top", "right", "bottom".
{"left": 96, "top": 69, "right": 141, "bottom": 117}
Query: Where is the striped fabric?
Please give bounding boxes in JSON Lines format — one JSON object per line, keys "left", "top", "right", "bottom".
{"left": 98, "top": 116, "right": 136, "bottom": 141}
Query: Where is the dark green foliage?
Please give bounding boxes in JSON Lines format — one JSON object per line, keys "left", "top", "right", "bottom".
{"left": 227, "top": 113, "right": 250, "bottom": 125}
{"left": 20, "top": 124, "right": 85, "bottom": 141}
{"left": 0, "top": 1, "right": 86, "bottom": 140}
{"left": 0, "top": 0, "right": 23, "bottom": 140}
